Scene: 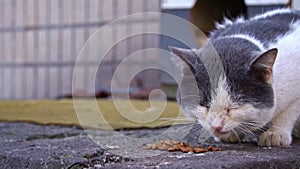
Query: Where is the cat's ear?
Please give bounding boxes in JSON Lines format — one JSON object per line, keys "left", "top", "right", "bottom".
{"left": 250, "top": 48, "right": 278, "bottom": 83}
{"left": 169, "top": 46, "right": 197, "bottom": 70}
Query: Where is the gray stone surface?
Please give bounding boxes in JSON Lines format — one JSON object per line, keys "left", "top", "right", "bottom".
{"left": 0, "top": 122, "right": 300, "bottom": 169}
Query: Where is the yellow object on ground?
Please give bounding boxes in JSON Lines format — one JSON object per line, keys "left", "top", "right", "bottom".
{"left": 0, "top": 99, "right": 189, "bottom": 130}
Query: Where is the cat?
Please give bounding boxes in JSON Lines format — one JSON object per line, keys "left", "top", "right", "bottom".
{"left": 170, "top": 8, "right": 300, "bottom": 147}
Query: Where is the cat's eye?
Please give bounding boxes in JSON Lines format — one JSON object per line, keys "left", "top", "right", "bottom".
{"left": 228, "top": 104, "right": 240, "bottom": 110}
{"left": 225, "top": 106, "right": 239, "bottom": 114}
{"left": 200, "top": 104, "right": 209, "bottom": 109}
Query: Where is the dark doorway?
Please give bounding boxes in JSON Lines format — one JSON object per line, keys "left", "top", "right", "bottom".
{"left": 190, "top": 0, "right": 247, "bottom": 42}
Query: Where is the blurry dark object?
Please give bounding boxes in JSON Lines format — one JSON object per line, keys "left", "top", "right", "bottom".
{"left": 287, "top": 0, "right": 292, "bottom": 8}
{"left": 57, "top": 90, "right": 111, "bottom": 99}
{"left": 56, "top": 88, "right": 172, "bottom": 100}
{"left": 190, "top": 0, "right": 247, "bottom": 40}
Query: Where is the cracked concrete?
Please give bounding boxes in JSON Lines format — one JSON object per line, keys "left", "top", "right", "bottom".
{"left": 1, "top": 122, "right": 300, "bottom": 169}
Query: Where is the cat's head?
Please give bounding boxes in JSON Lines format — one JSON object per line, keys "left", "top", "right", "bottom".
{"left": 170, "top": 39, "right": 277, "bottom": 141}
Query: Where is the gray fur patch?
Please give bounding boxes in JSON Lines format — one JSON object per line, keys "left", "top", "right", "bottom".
{"left": 211, "top": 9, "right": 300, "bottom": 46}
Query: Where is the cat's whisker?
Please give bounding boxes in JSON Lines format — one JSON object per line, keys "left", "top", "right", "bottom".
{"left": 237, "top": 125, "right": 258, "bottom": 138}
{"left": 252, "top": 126, "right": 267, "bottom": 133}
{"left": 239, "top": 121, "right": 268, "bottom": 134}
{"left": 239, "top": 120, "right": 265, "bottom": 125}
{"left": 246, "top": 123, "right": 266, "bottom": 131}
{"left": 173, "top": 125, "right": 205, "bottom": 137}
{"left": 180, "top": 104, "right": 199, "bottom": 108}
{"left": 198, "top": 128, "right": 214, "bottom": 144}
{"left": 183, "top": 83, "right": 201, "bottom": 90}
{"left": 226, "top": 121, "right": 258, "bottom": 141}
{"left": 266, "top": 124, "right": 286, "bottom": 132}
{"left": 172, "top": 125, "right": 195, "bottom": 132}
{"left": 224, "top": 120, "right": 240, "bottom": 130}
{"left": 179, "top": 95, "right": 201, "bottom": 101}
{"left": 231, "top": 129, "right": 242, "bottom": 143}
{"left": 179, "top": 94, "right": 201, "bottom": 97}
{"left": 153, "top": 120, "right": 180, "bottom": 127}
{"left": 154, "top": 119, "right": 195, "bottom": 127}
{"left": 178, "top": 103, "right": 199, "bottom": 108}
{"left": 159, "top": 117, "right": 195, "bottom": 122}
{"left": 153, "top": 123, "right": 199, "bottom": 136}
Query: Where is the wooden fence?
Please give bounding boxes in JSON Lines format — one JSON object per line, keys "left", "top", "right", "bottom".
{"left": 0, "top": 0, "right": 161, "bottom": 99}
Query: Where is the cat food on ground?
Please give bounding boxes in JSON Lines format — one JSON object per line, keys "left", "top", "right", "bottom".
{"left": 143, "top": 140, "right": 223, "bottom": 153}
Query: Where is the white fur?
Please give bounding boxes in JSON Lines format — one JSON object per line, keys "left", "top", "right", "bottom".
{"left": 209, "top": 76, "right": 231, "bottom": 112}
{"left": 216, "top": 34, "right": 266, "bottom": 51}
{"left": 258, "top": 20, "right": 300, "bottom": 146}
{"left": 251, "top": 8, "right": 292, "bottom": 20}
{"left": 215, "top": 17, "right": 234, "bottom": 29}
{"left": 206, "top": 76, "right": 232, "bottom": 133}
{"left": 215, "top": 17, "right": 245, "bottom": 30}
{"left": 269, "top": 21, "right": 300, "bottom": 113}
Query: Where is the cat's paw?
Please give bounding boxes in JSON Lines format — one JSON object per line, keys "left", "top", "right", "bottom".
{"left": 219, "top": 133, "right": 243, "bottom": 143}
{"left": 259, "top": 130, "right": 292, "bottom": 147}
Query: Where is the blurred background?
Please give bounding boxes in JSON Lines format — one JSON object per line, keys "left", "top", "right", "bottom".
{"left": 0, "top": 0, "right": 298, "bottom": 100}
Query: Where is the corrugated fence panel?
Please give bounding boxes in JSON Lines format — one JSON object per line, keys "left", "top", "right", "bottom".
{"left": 0, "top": 0, "right": 162, "bottom": 99}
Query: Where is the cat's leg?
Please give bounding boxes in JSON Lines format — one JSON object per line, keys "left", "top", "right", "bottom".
{"left": 293, "top": 116, "right": 300, "bottom": 138}
{"left": 259, "top": 99, "right": 300, "bottom": 146}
